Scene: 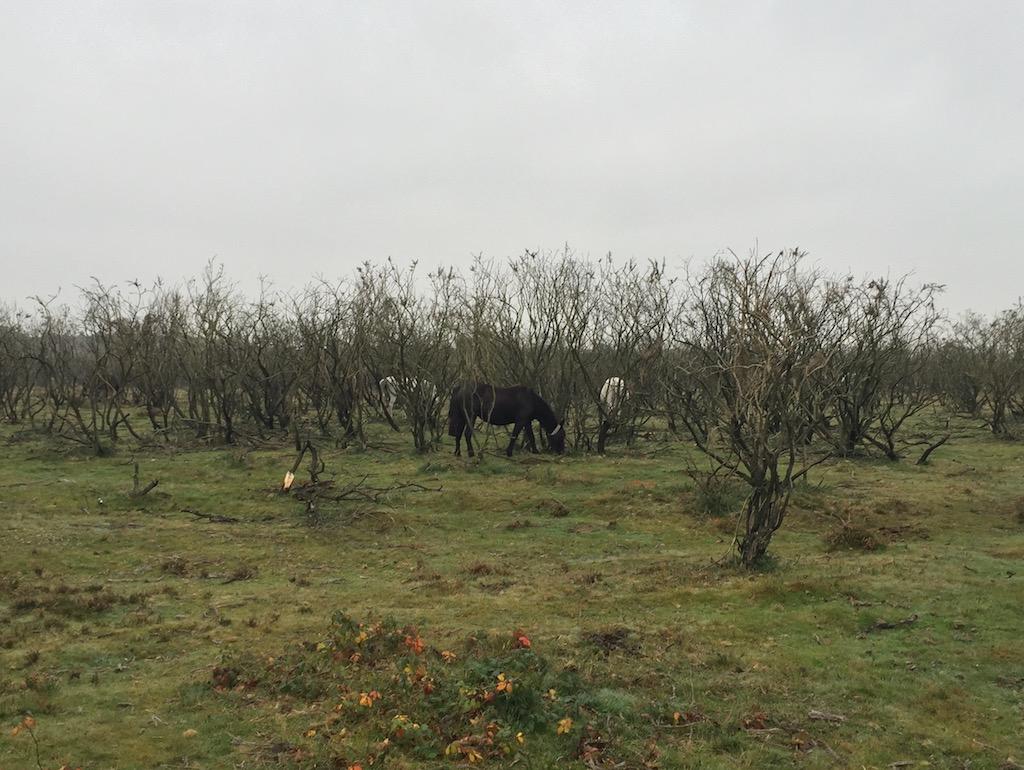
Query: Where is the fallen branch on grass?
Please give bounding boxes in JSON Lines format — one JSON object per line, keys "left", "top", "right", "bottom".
{"left": 285, "top": 476, "right": 440, "bottom": 528}
{"left": 279, "top": 440, "right": 441, "bottom": 525}
{"left": 288, "top": 476, "right": 441, "bottom": 506}
{"left": 181, "top": 507, "right": 240, "bottom": 524}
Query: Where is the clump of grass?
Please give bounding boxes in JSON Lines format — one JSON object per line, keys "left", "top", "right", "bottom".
{"left": 410, "top": 561, "right": 462, "bottom": 595}
{"left": 161, "top": 555, "right": 191, "bottom": 577}
{"left": 873, "top": 497, "right": 913, "bottom": 517}
{"left": 535, "top": 498, "right": 570, "bottom": 517}
{"left": 24, "top": 671, "right": 61, "bottom": 693}
{"left": 822, "top": 504, "right": 886, "bottom": 552}
{"left": 573, "top": 571, "right": 602, "bottom": 585}
{"left": 581, "top": 626, "right": 637, "bottom": 655}
{"left": 224, "top": 563, "right": 259, "bottom": 583}
{"left": 0, "top": 573, "right": 21, "bottom": 595}
{"left": 824, "top": 522, "right": 883, "bottom": 552}
{"left": 578, "top": 687, "right": 639, "bottom": 717}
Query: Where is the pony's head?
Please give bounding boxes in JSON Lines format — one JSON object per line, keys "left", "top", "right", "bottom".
{"left": 548, "top": 421, "right": 566, "bottom": 454}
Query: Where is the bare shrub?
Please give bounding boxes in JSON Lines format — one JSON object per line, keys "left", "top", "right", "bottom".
{"left": 954, "top": 307, "right": 1024, "bottom": 437}
{"left": 667, "top": 250, "right": 840, "bottom": 566}
{"left": 824, "top": 277, "right": 944, "bottom": 457}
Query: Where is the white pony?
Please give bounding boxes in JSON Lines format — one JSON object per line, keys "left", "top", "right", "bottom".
{"left": 600, "top": 376, "right": 629, "bottom": 415}
{"left": 379, "top": 376, "right": 400, "bottom": 415}
{"left": 378, "top": 376, "right": 436, "bottom": 416}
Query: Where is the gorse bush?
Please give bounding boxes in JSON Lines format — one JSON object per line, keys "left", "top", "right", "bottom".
{"left": 211, "top": 612, "right": 592, "bottom": 767}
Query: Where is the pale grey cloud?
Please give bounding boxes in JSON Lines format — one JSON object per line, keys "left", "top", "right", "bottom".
{"left": 1, "top": 0, "right": 1021, "bottom": 312}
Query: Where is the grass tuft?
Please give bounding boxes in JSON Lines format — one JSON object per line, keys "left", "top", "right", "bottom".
{"left": 824, "top": 521, "right": 884, "bottom": 551}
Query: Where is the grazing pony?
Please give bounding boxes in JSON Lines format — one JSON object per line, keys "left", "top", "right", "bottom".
{"left": 378, "top": 376, "right": 437, "bottom": 416}
{"left": 448, "top": 383, "right": 565, "bottom": 457}
{"left": 600, "top": 376, "right": 629, "bottom": 415}
{"left": 597, "top": 376, "right": 629, "bottom": 454}
{"left": 379, "top": 376, "right": 400, "bottom": 415}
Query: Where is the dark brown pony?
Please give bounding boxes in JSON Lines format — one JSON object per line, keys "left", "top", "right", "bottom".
{"left": 447, "top": 383, "right": 565, "bottom": 457}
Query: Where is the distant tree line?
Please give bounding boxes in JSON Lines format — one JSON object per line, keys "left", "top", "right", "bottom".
{"left": 1, "top": 249, "right": 1021, "bottom": 564}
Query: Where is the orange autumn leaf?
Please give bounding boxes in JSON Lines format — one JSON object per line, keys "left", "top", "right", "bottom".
{"left": 557, "top": 717, "right": 573, "bottom": 735}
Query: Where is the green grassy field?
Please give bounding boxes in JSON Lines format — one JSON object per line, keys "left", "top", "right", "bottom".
{"left": 1, "top": 421, "right": 1022, "bottom": 769}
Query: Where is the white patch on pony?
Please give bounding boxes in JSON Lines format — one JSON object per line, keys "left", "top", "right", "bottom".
{"left": 601, "top": 376, "right": 628, "bottom": 413}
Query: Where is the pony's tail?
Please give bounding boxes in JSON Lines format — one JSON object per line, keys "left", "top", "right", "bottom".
{"left": 447, "top": 385, "right": 463, "bottom": 437}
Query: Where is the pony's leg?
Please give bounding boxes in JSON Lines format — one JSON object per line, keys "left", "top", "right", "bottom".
{"left": 507, "top": 420, "right": 525, "bottom": 457}
{"left": 464, "top": 423, "right": 475, "bottom": 457}
{"left": 454, "top": 425, "right": 461, "bottom": 456}
{"left": 523, "top": 422, "right": 539, "bottom": 453}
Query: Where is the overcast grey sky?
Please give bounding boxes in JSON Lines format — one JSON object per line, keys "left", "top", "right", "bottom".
{"left": 1, "top": 1, "right": 1021, "bottom": 313}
